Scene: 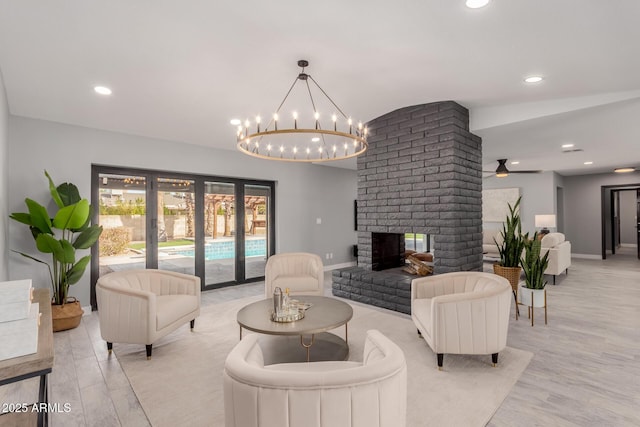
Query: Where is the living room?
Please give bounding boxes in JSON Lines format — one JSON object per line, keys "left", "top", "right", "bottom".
{"left": 1, "top": 1, "right": 639, "bottom": 426}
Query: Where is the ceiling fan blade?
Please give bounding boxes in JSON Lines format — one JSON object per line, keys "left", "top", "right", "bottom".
{"left": 510, "top": 170, "right": 543, "bottom": 174}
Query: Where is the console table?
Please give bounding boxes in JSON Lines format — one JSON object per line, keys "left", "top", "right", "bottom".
{"left": 0, "top": 289, "right": 54, "bottom": 426}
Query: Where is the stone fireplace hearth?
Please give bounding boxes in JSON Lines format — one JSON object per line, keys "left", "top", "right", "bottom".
{"left": 332, "top": 101, "right": 483, "bottom": 313}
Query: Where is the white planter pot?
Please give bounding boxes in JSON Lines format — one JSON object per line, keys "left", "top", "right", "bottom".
{"left": 517, "top": 283, "right": 546, "bottom": 308}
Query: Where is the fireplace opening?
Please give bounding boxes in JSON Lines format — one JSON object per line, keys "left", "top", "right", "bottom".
{"left": 371, "top": 232, "right": 405, "bottom": 271}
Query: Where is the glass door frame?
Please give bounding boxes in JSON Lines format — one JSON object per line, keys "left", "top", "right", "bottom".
{"left": 90, "top": 164, "right": 276, "bottom": 309}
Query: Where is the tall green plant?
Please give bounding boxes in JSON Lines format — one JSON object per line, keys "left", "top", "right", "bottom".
{"left": 521, "top": 233, "right": 550, "bottom": 289}
{"left": 495, "top": 196, "right": 526, "bottom": 268}
{"left": 10, "top": 171, "right": 103, "bottom": 305}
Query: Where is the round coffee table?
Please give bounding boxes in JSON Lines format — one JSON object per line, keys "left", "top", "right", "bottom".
{"left": 237, "top": 295, "right": 353, "bottom": 364}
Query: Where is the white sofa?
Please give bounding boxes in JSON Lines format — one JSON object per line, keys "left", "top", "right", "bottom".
{"left": 264, "top": 252, "right": 324, "bottom": 297}
{"left": 540, "top": 232, "right": 571, "bottom": 285}
{"left": 223, "top": 329, "right": 407, "bottom": 427}
{"left": 96, "top": 269, "right": 200, "bottom": 359}
{"left": 411, "top": 272, "right": 511, "bottom": 369}
{"left": 482, "top": 229, "right": 502, "bottom": 259}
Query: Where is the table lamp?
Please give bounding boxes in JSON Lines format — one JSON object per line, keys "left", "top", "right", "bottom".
{"left": 534, "top": 214, "right": 556, "bottom": 236}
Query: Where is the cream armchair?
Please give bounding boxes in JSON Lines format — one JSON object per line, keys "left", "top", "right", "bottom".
{"left": 264, "top": 252, "right": 324, "bottom": 297}
{"left": 223, "top": 329, "right": 407, "bottom": 427}
{"left": 96, "top": 269, "right": 200, "bottom": 359}
{"left": 411, "top": 272, "right": 511, "bottom": 369}
{"left": 540, "top": 232, "right": 571, "bottom": 284}
{"left": 482, "top": 229, "right": 502, "bottom": 259}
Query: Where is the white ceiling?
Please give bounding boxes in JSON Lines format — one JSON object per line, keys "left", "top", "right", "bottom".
{"left": 1, "top": 1, "right": 639, "bottom": 176}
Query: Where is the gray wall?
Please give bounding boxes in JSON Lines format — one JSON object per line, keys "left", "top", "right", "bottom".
{"left": 0, "top": 69, "right": 8, "bottom": 281}
{"left": 564, "top": 172, "right": 640, "bottom": 255}
{"left": 8, "top": 116, "right": 357, "bottom": 306}
{"left": 483, "top": 171, "right": 558, "bottom": 235}
{"left": 619, "top": 190, "right": 637, "bottom": 245}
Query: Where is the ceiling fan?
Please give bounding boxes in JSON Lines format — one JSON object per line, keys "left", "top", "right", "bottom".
{"left": 483, "top": 159, "right": 542, "bottom": 178}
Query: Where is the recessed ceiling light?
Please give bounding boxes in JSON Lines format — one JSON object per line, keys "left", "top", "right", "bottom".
{"left": 524, "top": 76, "right": 543, "bottom": 84}
{"left": 94, "top": 86, "right": 112, "bottom": 95}
{"left": 510, "top": 161, "right": 520, "bottom": 165}
{"left": 614, "top": 167, "right": 635, "bottom": 173}
{"left": 230, "top": 119, "right": 241, "bottom": 126}
{"left": 311, "top": 137, "right": 320, "bottom": 142}
{"left": 561, "top": 143, "right": 574, "bottom": 148}
{"left": 466, "top": 0, "right": 490, "bottom": 8}
{"left": 584, "top": 161, "right": 593, "bottom": 165}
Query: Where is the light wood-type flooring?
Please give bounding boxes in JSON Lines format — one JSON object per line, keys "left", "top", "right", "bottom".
{"left": 1, "top": 253, "right": 639, "bottom": 426}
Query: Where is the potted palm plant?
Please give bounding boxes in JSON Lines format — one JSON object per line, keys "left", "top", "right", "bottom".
{"left": 10, "top": 171, "right": 103, "bottom": 331}
{"left": 493, "top": 196, "right": 526, "bottom": 301}
{"left": 518, "top": 232, "right": 550, "bottom": 308}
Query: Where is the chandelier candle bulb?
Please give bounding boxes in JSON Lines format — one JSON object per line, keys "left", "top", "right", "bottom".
{"left": 348, "top": 118, "right": 353, "bottom": 134}
{"left": 314, "top": 112, "right": 320, "bottom": 129}
{"left": 273, "top": 113, "right": 278, "bottom": 131}
{"left": 293, "top": 111, "right": 298, "bottom": 129}
{"left": 256, "top": 116, "right": 261, "bottom": 133}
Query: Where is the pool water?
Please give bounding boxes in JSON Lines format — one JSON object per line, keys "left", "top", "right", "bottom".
{"left": 173, "top": 239, "right": 266, "bottom": 260}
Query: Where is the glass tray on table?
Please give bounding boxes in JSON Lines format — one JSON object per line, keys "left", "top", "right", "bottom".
{"left": 269, "top": 300, "right": 314, "bottom": 322}
{"left": 270, "top": 309, "right": 305, "bottom": 323}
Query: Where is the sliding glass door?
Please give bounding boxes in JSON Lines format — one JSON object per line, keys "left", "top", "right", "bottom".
{"left": 244, "top": 185, "right": 272, "bottom": 280}
{"left": 203, "top": 181, "right": 236, "bottom": 286}
{"left": 156, "top": 177, "right": 196, "bottom": 276}
{"left": 96, "top": 173, "right": 147, "bottom": 275}
{"left": 91, "top": 166, "right": 275, "bottom": 309}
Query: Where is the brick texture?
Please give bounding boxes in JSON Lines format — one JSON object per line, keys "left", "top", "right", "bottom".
{"left": 337, "top": 101, "right": 483, "bottom": 313}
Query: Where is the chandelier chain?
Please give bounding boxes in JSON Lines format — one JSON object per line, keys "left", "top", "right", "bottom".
{"left": 308, "top": 75, "right": 349, "bottom": 120}
{"left": 266, "top": 75, "right": 300, "bottom": 131}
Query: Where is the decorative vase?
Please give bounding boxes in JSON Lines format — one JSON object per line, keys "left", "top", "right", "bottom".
{"left": 493, "top": 264, "right": 521, "bottom": 292}
{"left": 51, "top": 297, "right": 84, "bottom": 332}
{"left": 517, "top": 283, "right": 546, "bottom": 308}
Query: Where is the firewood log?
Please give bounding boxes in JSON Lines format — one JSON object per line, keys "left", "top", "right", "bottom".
{"left": 406, "top": 254, "right": 433, "bottom": 276}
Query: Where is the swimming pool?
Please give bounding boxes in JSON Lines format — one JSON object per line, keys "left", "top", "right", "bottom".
{"left": 172, "top": 239, "right": 266, "bottom": 260}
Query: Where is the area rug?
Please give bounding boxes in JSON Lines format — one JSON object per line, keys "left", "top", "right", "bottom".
{"left": 115, "top": 296, "right": 532, "bottom": 427}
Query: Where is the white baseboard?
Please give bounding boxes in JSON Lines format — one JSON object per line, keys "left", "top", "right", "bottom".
{"left": 620, "top": 243, "right": 638, "bottom": 248}
{"left": 572, "top": 254, "right": 603, "bottom": 260}
{"left": 324, "top": 261, "right": 356, "bottom": 271}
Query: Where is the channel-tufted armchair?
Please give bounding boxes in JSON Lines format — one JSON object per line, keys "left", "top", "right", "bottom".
{"left": 96, "top": 269, "right": 200, "bottom": 359}
{"left": 264, "top": 252, "right": 324, "bottom": 297}
{"left": 224, "top": 329, "right": 407, "bottom": 427}
{"left": 411, "top": 271, "right": 512, "bottom": 369}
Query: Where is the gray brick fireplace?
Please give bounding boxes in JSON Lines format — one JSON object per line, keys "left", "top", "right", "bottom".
{"left": 332, "top": 101, "right": 483, "bottom": 313}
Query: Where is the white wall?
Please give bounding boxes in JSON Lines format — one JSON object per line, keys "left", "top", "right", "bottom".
{"left": 8, "top": 116, "right": 357, "bottom": 305}
{"left": 0, "top": 69, "right": 9, "bottom": 281}
{"left": 483, "top": 172, "right": 557, "bottom": 235}
{"left": 564, "top": 172, "right": 640, "bottom": 255}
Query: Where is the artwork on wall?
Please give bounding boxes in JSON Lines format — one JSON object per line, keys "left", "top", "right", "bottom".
{"left": 483, "top": 188, "right": 520, "bottom": 222}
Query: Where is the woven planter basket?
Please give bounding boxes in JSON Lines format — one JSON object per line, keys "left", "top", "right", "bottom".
{"left": 51, "top": 297, "right": 84, "bottom": 332}
{"left": 493, "top": 264, "right": 522, "bottom": 292}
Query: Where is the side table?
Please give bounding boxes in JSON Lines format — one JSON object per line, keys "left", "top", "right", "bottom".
{"left": 0, "top": 289, "right": 54, "bottom": 426}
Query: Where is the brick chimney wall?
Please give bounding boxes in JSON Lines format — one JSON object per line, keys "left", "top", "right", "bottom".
{"left": 356, "top": 101, "right": 483, "bottom": 273}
